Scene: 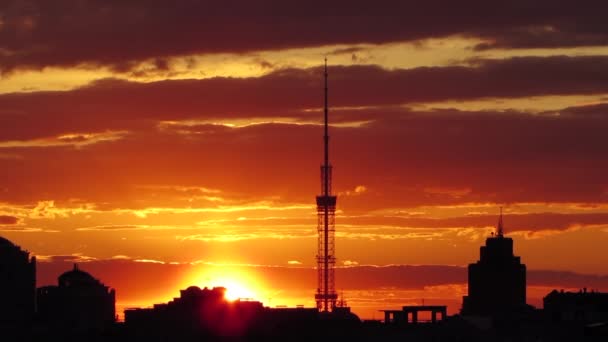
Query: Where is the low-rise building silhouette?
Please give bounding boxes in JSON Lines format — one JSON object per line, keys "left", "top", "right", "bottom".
{"left": 0, "top": 236, "right": 36, "bottom": 326}
{"left": 125, "top": 286, "right": 265, "bottom": 336}
{"left": 461, "top": 210, "right": 528, "bottom": 316}
{"left": 125, "top": 285, "right": 359, "bottom": 338}
{"left": 37, "top": 264, "right": 115, "bottom": 331}
{"left": 382, "top": 305, "right": 447, "bottom": 325}
{"left": 544, "top": 288, "right": 608, "bottom": 323}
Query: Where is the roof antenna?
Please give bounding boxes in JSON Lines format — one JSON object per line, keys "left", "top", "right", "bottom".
{"left": 497, "top": 206, "right": 504, "bottom": 237}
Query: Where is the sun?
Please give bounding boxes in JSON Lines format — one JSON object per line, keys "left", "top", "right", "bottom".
{"left": 222, "top": 280, "right": 256, "bottom": 301}
{"left": 188, "top": 267, "right": 261, "bottom": 302}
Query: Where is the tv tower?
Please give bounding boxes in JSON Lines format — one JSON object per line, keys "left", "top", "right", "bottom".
{"left": 315, "top": 58, "right": 338, "bottom": 312}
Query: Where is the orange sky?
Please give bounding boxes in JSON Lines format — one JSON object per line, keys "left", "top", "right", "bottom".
{"left": 1, "top": 1, "right": 608, "bottom": 319}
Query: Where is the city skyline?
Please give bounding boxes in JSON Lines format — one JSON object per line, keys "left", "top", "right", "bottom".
{"left": 1, "top": 1, "right": 608, "bottom": 319}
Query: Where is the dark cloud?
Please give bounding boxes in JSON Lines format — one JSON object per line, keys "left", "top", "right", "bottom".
{"left": 337, "top": 265, "right": 466, "bottom": 289}
{"left": 1, "top": 59, "right": 608, "bottom": 208}
{"left": 35, "top": 259, "right": 608, "bottom": 301}
{"left": 3, "top": 56, "right": 608, "bottom": 140}
{"left": 339, "top": 266, "right": 608, "bottom": 291}
{"left": 0, "top": 1, "right": 607, "bottom": 72}
{"left": 1, "top": 104, "right": 608, "bottom": 208}
{"left": 475, "top": 25, "right": 608, "bottom": 51}
{"left": 528, "top": 270, "right": 608, "bottom": 289}
{"left": 0, "top": 215, "right": 19, "bottom": 224}
{"left": 329, "top": 47, "right": 368, "bottom": 56}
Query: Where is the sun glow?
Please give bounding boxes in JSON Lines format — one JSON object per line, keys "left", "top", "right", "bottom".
{"left": 187, "top": 266, "right": 262, "bottom": 302}
{"left": 222, "top": 280, "right": 256, "bottom": 301}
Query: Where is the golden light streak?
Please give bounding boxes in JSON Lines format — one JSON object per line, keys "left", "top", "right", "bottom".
{"left": 4, "top": 37, "right": 608, "bottom": 94}
{"left": 0, "top": 131, "right": 129, "bottom": 149}
{"left": 412, "top": 94, "right": 608, "bottom": 113}
{"left": 158, "top": 118, "right": 371, "bottom": 130}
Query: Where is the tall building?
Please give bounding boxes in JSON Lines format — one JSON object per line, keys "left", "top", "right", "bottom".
{"left": 0, "top": 236, "right": 36, "bottom": 325}
{"left": 315, "top": 59, "right": 338, "bottom": 312}
{"left": 461, "top": 210, "right": 527, "bottom": 316}
{"left": 37, "top": 264, "right": 115, "bottom": 331}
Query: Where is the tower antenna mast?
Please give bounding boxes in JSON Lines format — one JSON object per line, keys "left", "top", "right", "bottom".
{"left": 315, "top": 58, "right": 338, "bottom": 312}
{"left": 497, "top": 207, "right": 504, "bottom": 237}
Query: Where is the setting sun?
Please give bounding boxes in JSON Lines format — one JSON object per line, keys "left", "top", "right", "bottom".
{"left": 186, "top": 265, "right": 263, "bottom": 302}
{"left": 222, "top": 281, "right": 256, "bottom": 301}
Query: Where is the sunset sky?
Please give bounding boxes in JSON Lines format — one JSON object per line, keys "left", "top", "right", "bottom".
{"left": 1, "top": 1, "right": 608, "bottom": 319}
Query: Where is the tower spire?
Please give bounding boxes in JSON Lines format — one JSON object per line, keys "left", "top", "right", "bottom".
{"left": 497, "top": 207, "right": 504, "bottom": 237}
{"left": 315, "top": 58, "right": 338, "bottom": 312}
{"left": 324, "top": 57, "right": 329, "bottom": 196}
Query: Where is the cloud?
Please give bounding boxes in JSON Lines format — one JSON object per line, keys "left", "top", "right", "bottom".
{"left": 0, "top": 131, "right": 129, "bottom": 149}
{"left": 4, "top": 57, "right": 608, "bottom": 142}
{"left": 75, "top": 225, "right": 151, "bottom": 231}
{"left": 0, "top": 214, "right": 19, "bottom": 224}
{"left": 338, "top": 213, "right": 608, "bottom": 233}
{"left": 528, "top": 270, "right": 608, "bottom": 289}
{"left": 0, "top": 227, "right": 51, "bottom": 232}
{"left": 118, "top": 203, "right": 311, "bottom": 217}
{"left": 35, "top": 258, "right": 608, "bottom": 295}
{"left": 2, "top": 59, "right": 608, "bottom": 209}
{"left": 2, "top": 103, "right": 608, "bottom": 209}
{"left": 36, "top": 253, "right": 98, "bottom": 263}
{"left": 176, "top": 229, "right": 315, "bottom": 242}
{"left": 1, "top": 1, "right": 607, "bottom": 72}
{"left": 340, "top": 185, "right": 368, "bottom": 197}
{"left": 329, "top": 47, "right": 368, "bottom": 56}
{"left": 134, "top": 259, "right": 165, "bottom": 264}
{"left": 474, "top": 25, "right": 608, "bottom": 51}
{"left": 28, "top": 200, "right": 91, "bottom": 219}
{"left": 137, "top": 184, "right": 221, "bottom": 194}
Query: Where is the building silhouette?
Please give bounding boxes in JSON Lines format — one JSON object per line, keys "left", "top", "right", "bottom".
{"left": 461, "top": 210, "right": 527, "bottom": 316}
{"left": 37, "top": 263, "right": 115, "bottom": 331}
{"left": 544, "top": 288, "right": 608, "bottom": 323}
{"left": 126, "top": 286, "right": 266, "bottom": 336}
{"left": 382, "top": 305, "right": 448, "bottom": 325}
{"left": 126, "top": 286, "right": 267, "bottom": 337}
{"left": 0, "top": 236, "right": 36, "bottom": 326}
{"left": 125, "top": 285, "right": 359, "bottom": 338}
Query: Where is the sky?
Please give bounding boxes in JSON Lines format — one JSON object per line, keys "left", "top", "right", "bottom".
{"left": 1, "top": 0, "right": 608, "bottom": 319}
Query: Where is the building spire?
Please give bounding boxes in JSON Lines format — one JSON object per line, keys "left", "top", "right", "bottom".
{"left": 497, "top": 207, "right": 504, "bottom": 237}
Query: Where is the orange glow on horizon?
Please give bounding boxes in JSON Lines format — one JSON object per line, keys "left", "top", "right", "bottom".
{"left": 222, "top": 281, "right": 256, "bottom": 301}
{"left": 186, "top": 266, "right": 263, "bottom": 302}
